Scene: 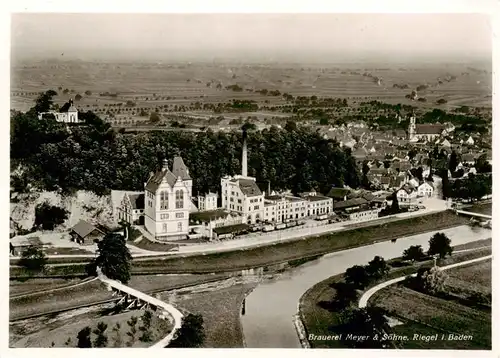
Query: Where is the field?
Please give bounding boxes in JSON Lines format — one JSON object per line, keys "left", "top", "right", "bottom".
{"left": 10, "top": 61, "right": 492, "bottom": 128}
{"left": 10, "top": 307, "right": 172, "bottom": 348}
{"left": 299, "top": 245, "right": 491, "bottom": 349}
{"left": 9, "top": 277, "right": 85, "bottom": 297}
{"left": 9, "top": 279, "right": 114, "bottom": 321}
{"left": 371, "top": 258, "right": 492, "bottom": 350}
{"left": 159, "top": 278, "right": 258, "bottom": 348}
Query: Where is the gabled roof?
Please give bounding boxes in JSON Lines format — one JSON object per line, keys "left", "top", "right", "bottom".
{"left": 327, "top": 187, "right": 351, "bottom": 199}
{"left": 333, "top": 197, "right": 368, "bottom": 210}
{"left": 239, "top": 179, "right": 262, "bottom": 197}
{"left": 145, "top": 168, "right": 178, "bottom": 192}
{"left": 71, "top": 219, "right": 103, "bottom": 239}
{"left": 172, "top": 156, "right": 191, "bottom": 180}
{"left": 127, "top": 193, "right": 145, "bottom": 210}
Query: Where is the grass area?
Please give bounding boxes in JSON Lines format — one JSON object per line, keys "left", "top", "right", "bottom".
{"left": 453, "top": 238, "right": 491, "bottom": 251}
{"left": 128, "top": 238, "right": 178, "bottom": 252}
{"left": 127, "top": 273, "right": 233, "bottom": 293}
{"left": 446, "top": 260, "right": 491, "bottom": 295}
{"left": 463, "top": 202, "right": 492, "bottom": 216}
{"left": 9, "top": 279, "right": 114, "bottom": 321}
{"left": 299, "top": 245, "right": 491, "bottom": 349}
{"left": 11, "top": 309, "right": 171, "bottom": 348}
{"left": 166, "top": 283, "right": 256, "bottom": 348}
{"left": 371, "top": 285, "right": 491, "bottom": 349}
{"left": 9, "top": 278, "right": 85, "bottom": 297}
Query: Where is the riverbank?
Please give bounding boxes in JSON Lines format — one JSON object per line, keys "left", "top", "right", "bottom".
{"left": 298, "top": 239, "right": 491, "bottom": 349}
{"left": 10, "top": 210, "right": 469, "bottom": 279}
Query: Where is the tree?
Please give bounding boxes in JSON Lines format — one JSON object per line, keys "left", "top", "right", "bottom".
{"left": 391, "top": 195, "right": 400, "bottom": 213}
{"left": 33, "top": 202, "right": 69, "bottom": 230}
{"left": 332, "top": 282, "right": 358, "bottom": 309}
{"left": 428, "top": 232, "right": 453, "bottom": 259}
{"left": 149, "top": 111, "right": 161, "bottom": 123}
{"left": 85, "top": 90, "right": 92, "bottom": 96}
{"left": 344, "top": 265, "right": 371, "bottom": 290}
{"left": 126, "top": 316, "right": 138, "bottom": 347}
{"left": 111, "top": 323, "right": 122, "bottom": 347}
{"left": 93, "top": 321, "right": 108, "bottom": 347}
{"left": 475, "top": 154, "right": 492, "bottom": 173}
{"left": 422, "top": 266, "right": 448, "bottom": 294}
{"left": 448, "top": 150, "right": 459, "bottom": 173}
{"left": 336, "top": 307, "right": 390, "bottom": 348}
{"left": 436, "top": 98, "right": 448, "bottom": 105}
{"left": 77, "top": 326, "right": 92, "bottom": 348}
{"left": 19, "top": 246, "right": 48, "bottom": 272}
{"left": 408, "top": 148, "right": 417, "bottom": 161}
{"left": 168, "top": 313, "right": 205, "bottom": 348}
{"left": 95, "top": 233, "right": 132, "bottom": 283}
{"left": 402, "top": 245, "right": 425, "bottom": 263}
{"left": 75, "top": 94, "right": 83, "bottom": 101}
{"left": 284, "top": 120, "right": 297, "bottom": 131}
{"left": 33, "top": 90, "right": 58, "bottom": 114}
{"left": 139, "top": 310, "right": 154, "bottom": 342}
{"left": 366, "top": 256, "right": 389, "bottom": 279}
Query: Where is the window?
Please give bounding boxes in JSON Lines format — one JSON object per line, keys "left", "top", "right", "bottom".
{"left": 160, "top": 191, "right": 169, "bottom": 209}
{"left": 176, "top": 212, "right": 184, "bottom": 218}
{"left": 177, "top": 222, "right": 183, "bottom": 232}
{"left": 161, "top": 214, "right": 169, "bottom": 220}
{"left": 163, "top": 223, "right": 168, "bottom": 232}
{"left": 175, "top": 190, "right": 184, "bottom": 209}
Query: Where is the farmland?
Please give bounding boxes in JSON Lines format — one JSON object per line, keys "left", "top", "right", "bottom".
{"left": 10, "top": 60, "right": 492, "bottom": 130}
{"left": 369, "top": 259, "right": 491, "bottom": 349}
{"left": 299, "top": 243, "right": 491, "bottom": 349}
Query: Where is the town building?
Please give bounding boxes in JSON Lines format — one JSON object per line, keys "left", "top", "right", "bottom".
{"left": 197, "top": 192, "right": 218, "bottom": 211}
{"left": 189, "top": 209, "right": 243, "bottom": 240}
{"left": 417, "top": 182, "right": 434, "bottom": 198}
{"left": 118, "top": 192, "right": 145, "bottom": 225}
{"left": 221, "top": 131, "right": 265, "bottom": 224}
{"left": 38, "top": 99, "right": 80, "bottom": 123}
{"left": 408, "top": 114, "right": 453, "bottom": 142}
{"left": 70, "top": 219, "right": 105, "bottom": 245}
{"left": 143, "top": 157, "right": 193, "bottom": 241}
{"left": 396, "top": 184, "right": 418, "bottom": 206}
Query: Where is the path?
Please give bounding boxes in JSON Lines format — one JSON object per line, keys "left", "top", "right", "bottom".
{"left": 358, "top": 254, "right": 493, "bottom": 308}
{"left": 97, "top": 269, "right": 183, "bottom": 348}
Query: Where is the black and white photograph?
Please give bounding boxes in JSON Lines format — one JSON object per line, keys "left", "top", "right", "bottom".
{"left": 6, "top": 4, "right": 496, "bottom": 353}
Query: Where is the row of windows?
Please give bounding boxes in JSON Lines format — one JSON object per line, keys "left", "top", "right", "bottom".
{"left": 160, "top": 212, "right": 185, "bottom": 220}
{"left": 162, "top": 222, "right": 183, "bottom": 232}
{"left": 153, "top": 190, "right": 185, "bottom": 209}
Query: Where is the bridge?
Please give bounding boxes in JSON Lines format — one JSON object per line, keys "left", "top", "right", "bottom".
{"left": 97, "top": 268, "right": 183, "bottom": 348}
{"left": 454, "top": 209, "right": 492, "bottom": 220}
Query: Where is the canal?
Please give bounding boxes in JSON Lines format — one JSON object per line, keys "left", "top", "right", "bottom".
{"left": 240, "top": 225, "right": 491, "bottom": 348}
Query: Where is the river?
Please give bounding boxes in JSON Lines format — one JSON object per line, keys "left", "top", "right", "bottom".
{"left": 240, "top": 225, "right": 491, "bottom": 348}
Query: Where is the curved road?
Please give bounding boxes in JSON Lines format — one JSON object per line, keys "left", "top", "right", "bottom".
{"left": 358, "top": 254, "right": 492, "bottom": 308}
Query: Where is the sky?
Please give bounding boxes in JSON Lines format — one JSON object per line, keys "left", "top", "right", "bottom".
{"left": 11, "top": 13, "right": 492, "bottom": 63}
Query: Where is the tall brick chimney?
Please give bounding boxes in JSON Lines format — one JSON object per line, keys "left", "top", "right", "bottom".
{"left": 242, "top": 129, "right": 248, "bottom": 177}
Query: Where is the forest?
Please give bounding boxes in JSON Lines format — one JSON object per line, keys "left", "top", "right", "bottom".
{"left": 10, "top": 91, "right": 361, "bottom": 197}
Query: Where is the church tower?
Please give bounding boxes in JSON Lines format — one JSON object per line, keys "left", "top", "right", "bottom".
{"left": 408, "top": 113, "right": 416, "bottom": 141}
